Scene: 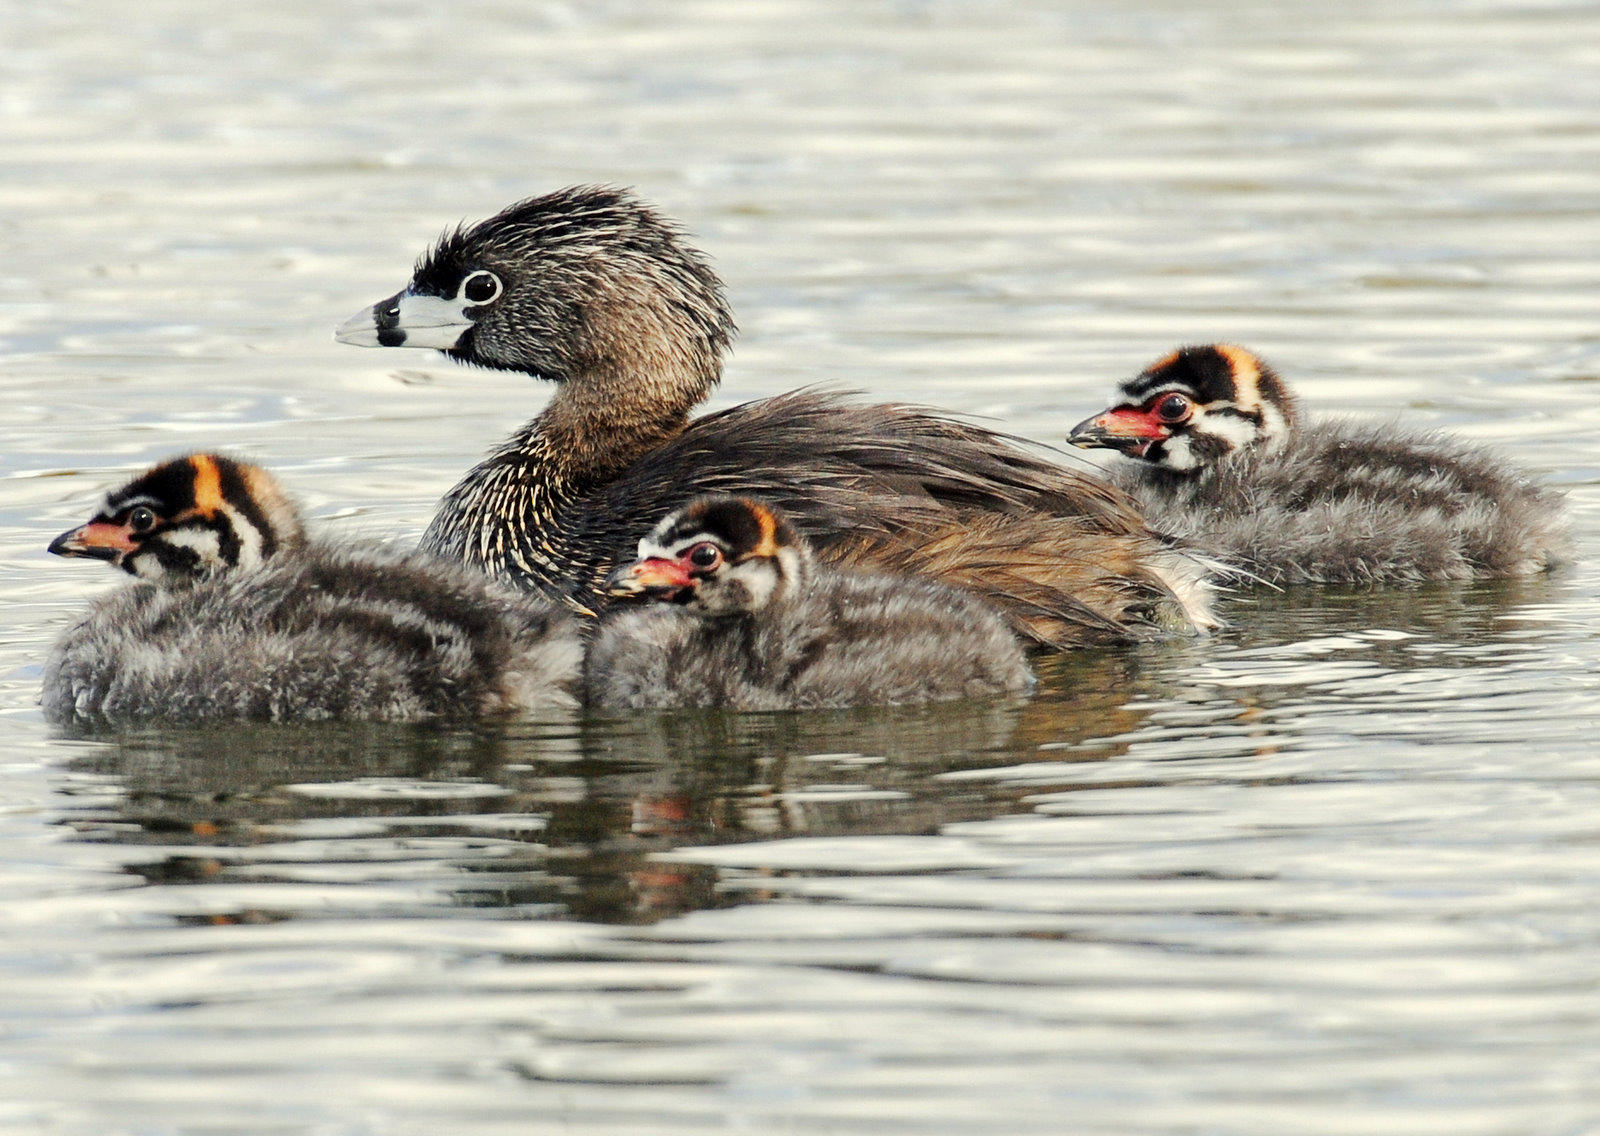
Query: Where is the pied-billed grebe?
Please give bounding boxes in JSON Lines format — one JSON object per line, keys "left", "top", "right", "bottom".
{"left": 584, "top": 496, "right": 1035, "bottom": 710}
{"left": 1068, "top": 344, "right": 1569, "bottom": 583}
{"left": 334, "top": 185, "right": 1216, "bottom": 648}
{"left": 44, "top": 454, "right": 582, "bottom": 723}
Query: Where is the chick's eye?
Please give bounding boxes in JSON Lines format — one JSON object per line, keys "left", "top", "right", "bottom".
{"left": 687, "top": 543, "right": 722, "bottom": 570}
{"left": 461, "top": 271, "right": 502, "bottom": 305}
{"left": 1155, "top": 394, "right": 1192, "bottom": 422}
{"left": 127, "top": 506, "right": 157, "bottom": 533}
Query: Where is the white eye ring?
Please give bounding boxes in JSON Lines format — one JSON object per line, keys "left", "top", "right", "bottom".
{"left": 460, "top": 270, "right": 503, "bottom": 306}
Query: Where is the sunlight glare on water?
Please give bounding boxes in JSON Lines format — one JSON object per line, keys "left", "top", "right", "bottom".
{"left": 2, "top": 1, "right": 1598, "bottom": 1133}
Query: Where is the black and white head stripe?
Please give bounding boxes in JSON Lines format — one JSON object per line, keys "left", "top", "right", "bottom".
{"left": 1120, "top": 344, "right": 1296, "bottom": 429}
{"left": 51, "top": 454, "right": 306, "bottom": 582}
{"left": 616, "top": 496, "right": 808, "bottom": 615}
{"left": 1071, "top": 345, "right": 1298, "bottom": 473}
{"left": 639, "top": 495, "right": 796, "bottom": 563}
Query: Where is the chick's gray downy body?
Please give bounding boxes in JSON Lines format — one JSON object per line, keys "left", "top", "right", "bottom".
{"left": 1070, "top": 345, "right": 1568, "bottom": 584}
{"left": 584, "top": 496, "right": 1034, "bottom": 711}
{"left": 335, "top": 185, "right": 1216, "bottom": 648}
{"left": 44, "top": 454, "right": 581, "bottom": 724}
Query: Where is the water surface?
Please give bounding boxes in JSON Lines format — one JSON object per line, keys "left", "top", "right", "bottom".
{"left": 3, "top": 1, "right": 1599, "bottom": 1133}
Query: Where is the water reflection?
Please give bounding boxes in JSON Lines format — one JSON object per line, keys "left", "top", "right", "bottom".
{"left": 48, "top": 571, "right": 1576, "bottom": 934}
{"left": 54, "top": 702, "right": 1000, "bottom": 928}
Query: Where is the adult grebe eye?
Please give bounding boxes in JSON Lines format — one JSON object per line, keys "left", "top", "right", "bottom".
{"left": 127, "top": 506, "right": 158, "bottom": 533}
{"left": 687, "top": 543, "right": 722, "bottom": 569}
{"left": 1155, "top": 393, "right": 1192, "bottom": 422}
{"left": 460, "top": 271, "right": 502, "bottom": 305}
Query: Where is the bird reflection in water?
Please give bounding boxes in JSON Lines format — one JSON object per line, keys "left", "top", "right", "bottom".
{"left": 47, "top": 572, "right": 1557, "bottom": 929}
{"left": 48, "top": 668, "right": 1141, "bottom": 928}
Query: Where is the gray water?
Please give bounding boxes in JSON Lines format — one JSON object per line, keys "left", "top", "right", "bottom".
{"left": 3, "top": 1, "right": 1599, "bottom": 1133}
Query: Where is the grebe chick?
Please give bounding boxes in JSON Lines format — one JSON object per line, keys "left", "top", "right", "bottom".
{"left": 44, "top": 454, "right": 582, "bottom": 724}
{"left": 584, "top": 497, "right": 1035, "bottom": 711}
{"left": 1068, "top": 345, "right": 1568, "bottom": 584}
{"left": 335, "top": 185, "right": 1216, "bottom": 648}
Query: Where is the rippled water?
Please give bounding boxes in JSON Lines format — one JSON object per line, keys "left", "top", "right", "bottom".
{"left": 3, "top": 1, "right": 1599, "bottom": 1133}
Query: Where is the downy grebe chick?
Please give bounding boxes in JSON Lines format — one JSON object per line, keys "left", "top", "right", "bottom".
{"left": 44, "top": 454, "right": 582, "bottom": 723}
{"left": 335, "top": 185, "right": 1216, "bottom": 648}
{"left": 1067, "top": 345, "right": 1568, "bottom": 584}
{"left": 584, "top": 496, "right": 1035, "bottom": 711}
